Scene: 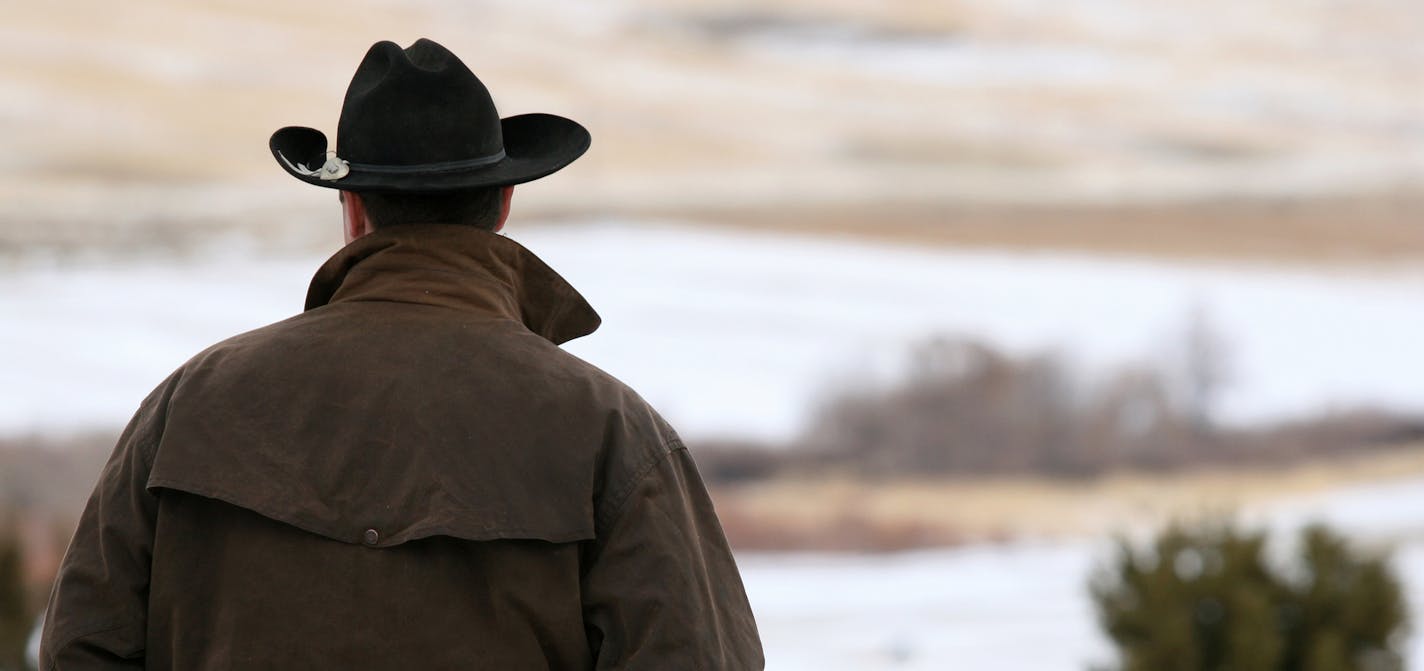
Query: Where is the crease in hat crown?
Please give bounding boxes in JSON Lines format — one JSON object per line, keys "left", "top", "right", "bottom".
{"left": 268, "top": 38, "right": 591, "bottom": 192}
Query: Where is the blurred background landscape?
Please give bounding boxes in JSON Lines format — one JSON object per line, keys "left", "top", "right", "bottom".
{"left": 1, "top": 0, "right": 1423, "bottom": 668}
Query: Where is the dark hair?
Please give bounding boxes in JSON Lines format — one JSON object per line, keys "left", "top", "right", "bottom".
{"left": 359, "top": 187, "right": 504, "bottom": 230}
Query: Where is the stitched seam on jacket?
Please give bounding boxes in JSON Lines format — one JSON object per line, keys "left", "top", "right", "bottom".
{"left": 598, "top": 438, "right": 684, "bottom": 531}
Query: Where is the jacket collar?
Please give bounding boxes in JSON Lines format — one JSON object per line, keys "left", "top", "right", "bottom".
{"left": 304, "top": 224, "right": 601, "bottom": 345}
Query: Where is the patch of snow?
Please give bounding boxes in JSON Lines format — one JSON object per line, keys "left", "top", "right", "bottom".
{"left": 2, "top": 221, "right": 1423, "bottom": 443}
{"left": 519, "top": 221, "right": 1424, "bottom": 441}
{"left": 739, "top": 543, "right": 1110, "bottom": 670}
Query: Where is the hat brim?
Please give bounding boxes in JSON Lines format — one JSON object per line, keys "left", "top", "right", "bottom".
{"left": 269, "top": 113, "right": 590, "bottom": 192}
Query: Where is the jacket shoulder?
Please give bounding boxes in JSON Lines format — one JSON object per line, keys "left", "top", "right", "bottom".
{"left": 144, "top": 307, "right": 685, "bottom": 546}
{"left": 545, "top": 349, "right": 688, "bottom": 527}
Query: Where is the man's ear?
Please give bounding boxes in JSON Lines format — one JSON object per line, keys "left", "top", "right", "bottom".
{"left": 341, "top": 191, "right": 374, "bottom": 243}
{"left": 494, "top": 186, "right": 515, "bottom": 233}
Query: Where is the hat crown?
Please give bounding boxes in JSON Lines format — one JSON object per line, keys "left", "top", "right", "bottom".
{"left": 269, "top": 38, "right": 590, "bottom": 192}
{"left": 336, "top": 39, "right": 504, "bottom": 166}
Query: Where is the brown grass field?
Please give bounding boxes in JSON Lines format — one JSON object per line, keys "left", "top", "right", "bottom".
{"left": 711, "top": 443, "right": 1424, "bottom": 551}
{"left": 3, "top": 0, "right": 1422, "bottom": 268}
{"left": 648, "top": 191, "right": 1424, "bottom": 267}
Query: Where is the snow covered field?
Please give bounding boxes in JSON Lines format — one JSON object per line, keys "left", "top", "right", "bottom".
{"left": 741, "top": 474, "right": 1424, "bottom": 671}
{"left": 741, "top": 542, "right": 1109, "bottom": 669}
{"left": 3, "top": 220, "right": 1422, "bottom": 441}
{"left": 5, "top": 220, "right": 1424, "bottom": 668}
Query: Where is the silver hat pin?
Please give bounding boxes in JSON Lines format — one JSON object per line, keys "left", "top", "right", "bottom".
{"left": 279, "top": 150, "right": 350, "bottom": 181}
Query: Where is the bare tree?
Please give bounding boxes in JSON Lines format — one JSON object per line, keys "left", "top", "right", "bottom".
{"left": 1177, "top": 305, "right": 1231, "bottom": 437}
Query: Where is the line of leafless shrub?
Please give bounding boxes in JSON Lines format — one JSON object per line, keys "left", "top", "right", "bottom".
{"left": 694, "top": 326, "right": 1424, "bottom": 485}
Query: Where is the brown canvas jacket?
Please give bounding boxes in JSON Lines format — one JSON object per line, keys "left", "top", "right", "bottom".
{"left": 40, "top": 224, "right": 764, "bottom": 670}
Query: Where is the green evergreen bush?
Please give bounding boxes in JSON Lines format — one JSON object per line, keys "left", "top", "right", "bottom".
{"left": 1091, "top": 521, "right": 1408, "bottom": 671}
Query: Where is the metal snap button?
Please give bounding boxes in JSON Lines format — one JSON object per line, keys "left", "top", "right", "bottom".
{"left": 363, "top": 528, "right": 380, "bottom": 546}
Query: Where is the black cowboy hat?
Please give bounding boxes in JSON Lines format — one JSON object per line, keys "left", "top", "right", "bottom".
{"left": 269, "top": 38, "right": 590, "bottom": 192}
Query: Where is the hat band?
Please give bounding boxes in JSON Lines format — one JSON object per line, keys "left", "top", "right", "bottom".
{"left": 348, "top": 150, "right": 508, "bottom": 175}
